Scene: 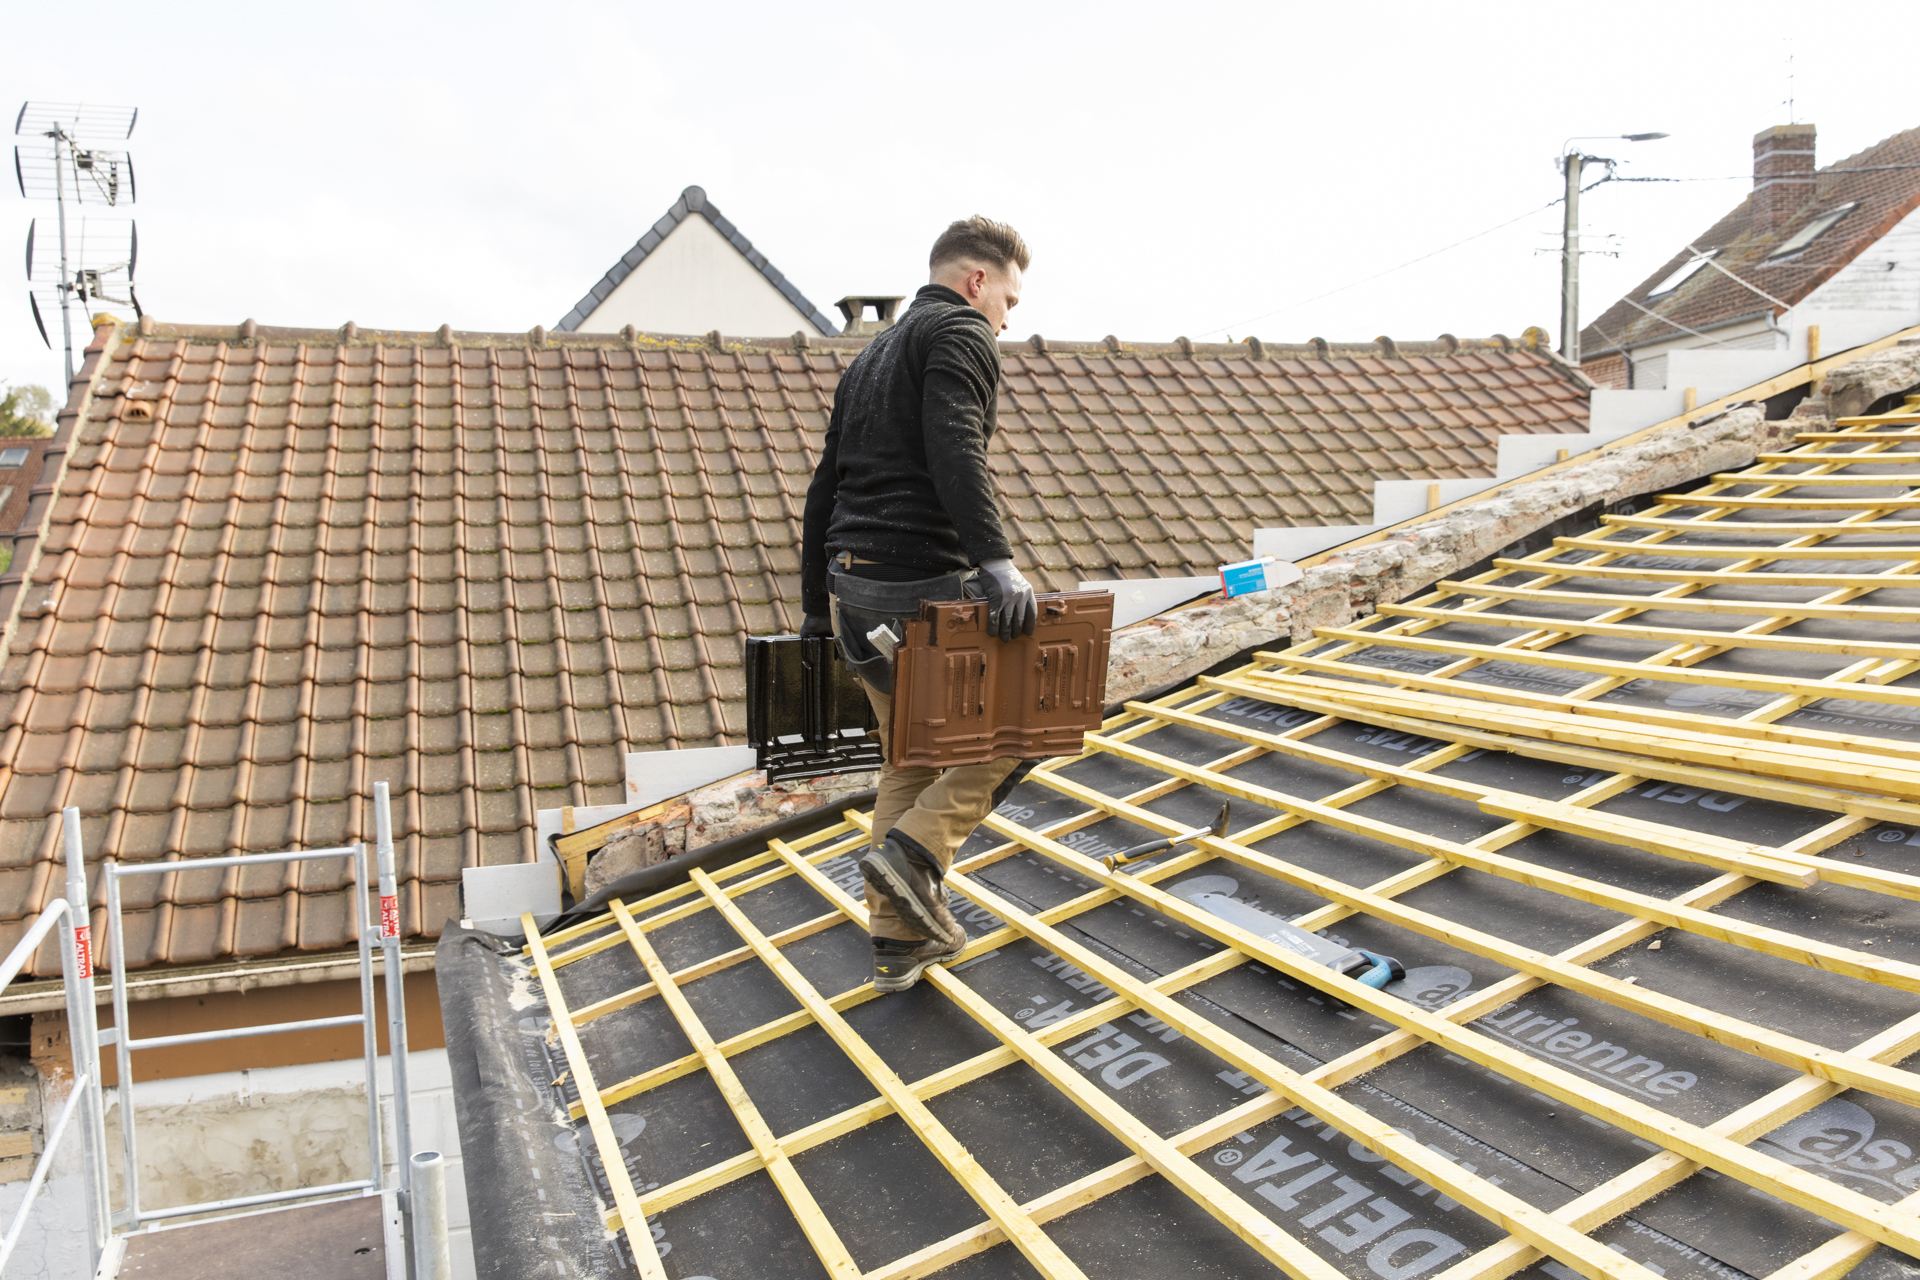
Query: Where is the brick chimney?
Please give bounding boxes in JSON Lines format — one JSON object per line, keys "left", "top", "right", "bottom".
{"left": 1752, "top": 124, "right": 1816, "bottom": 238}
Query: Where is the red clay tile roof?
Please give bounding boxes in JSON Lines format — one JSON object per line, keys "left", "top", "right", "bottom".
{"left": 1581, "top": 125, "right": 1920, "bottom": 356}
{"left": 0, "top": 319, "right": 1586, "bottom": 972}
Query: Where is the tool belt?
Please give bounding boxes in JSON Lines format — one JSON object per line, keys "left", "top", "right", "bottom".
{"left": 827, "top": 555, "right": 973, "bottom": 695}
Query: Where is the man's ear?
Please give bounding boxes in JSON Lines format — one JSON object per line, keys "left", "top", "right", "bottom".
{"left": 967, "top": 267, "right": 988, "bottom": 300}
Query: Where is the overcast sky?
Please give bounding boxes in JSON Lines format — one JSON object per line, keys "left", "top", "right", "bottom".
{"left": 2, "top": 1, "right": 1910, "bottom": 397}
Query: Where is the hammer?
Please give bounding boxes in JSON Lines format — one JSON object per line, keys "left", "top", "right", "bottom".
{"left": 1101, "top": 802, "right": 1232, "bottom": 871}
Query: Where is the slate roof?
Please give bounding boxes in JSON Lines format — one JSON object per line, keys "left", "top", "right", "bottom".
{"left": 1582, "top": 125, "right": 1920, "bottom": 356}
{"left": 0, "top": 318, "right": 1587, "bottom": 972}
{"left": 556, "top": 185, "right": 841, "bottom": 337}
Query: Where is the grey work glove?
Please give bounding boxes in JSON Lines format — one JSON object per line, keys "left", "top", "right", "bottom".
{"left": 799, "top": 614, "right": 834, "bottom": 639}
{"left": 977, "top": 558, "right": 1037, "bottom": 643}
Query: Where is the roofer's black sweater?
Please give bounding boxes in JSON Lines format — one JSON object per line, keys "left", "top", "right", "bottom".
{"left": 800, "top": 284, "right": 1013, "bottom": 618}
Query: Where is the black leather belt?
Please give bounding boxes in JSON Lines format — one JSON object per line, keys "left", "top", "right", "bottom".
{"left": 827, "top": 564, "right": 972, "bottom": 614}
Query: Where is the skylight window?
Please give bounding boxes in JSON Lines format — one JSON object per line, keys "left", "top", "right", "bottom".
{"left": 0, "top": 447, "right": 28, "bottom": 469}
{"left": 1648, "top": 251, "right": 1719, "bottom": 299}
{"left": 1767, "top": 202, "right": 1858, "bottom": 261}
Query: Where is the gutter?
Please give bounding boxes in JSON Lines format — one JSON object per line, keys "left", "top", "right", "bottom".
{"left": 0, "top": 942, "right": 440, "bottom": 1017}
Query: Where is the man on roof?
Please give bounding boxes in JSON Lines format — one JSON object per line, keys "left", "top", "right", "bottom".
{"left": 800, "top": 215, "right": 1037, "bottom": 993}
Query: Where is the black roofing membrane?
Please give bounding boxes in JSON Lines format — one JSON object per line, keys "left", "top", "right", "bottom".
{"left": 451, "top": 729, "right": 1920, "bottom": 1279}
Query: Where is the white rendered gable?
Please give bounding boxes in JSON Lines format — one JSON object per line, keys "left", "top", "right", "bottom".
{"left": 1802, "top": 202, "right": 1920, "bottom": 312}
{"left": 576, "top": 215, "right": 828, "bottom": 338}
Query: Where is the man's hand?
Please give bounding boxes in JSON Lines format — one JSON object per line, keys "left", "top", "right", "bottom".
{"left": 977, "top": 558, "right": 1037, "bottom": 643}
{"left": 800, "top": 614, "right": 834, "bottom": 639}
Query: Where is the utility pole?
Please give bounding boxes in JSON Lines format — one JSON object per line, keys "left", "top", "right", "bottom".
{"left": 1559, "top": 151, "right": 1584, "bottom": 363}
{"left": 1555, "top": 132, "right": 1670, "bottom": 367}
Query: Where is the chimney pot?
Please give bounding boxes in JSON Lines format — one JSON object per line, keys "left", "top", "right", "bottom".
{"left": 1752, "top": 123, "right": 1817, "bottom": 238}
{"left": 836, "top": 295, "right": 905, "bottom": 338}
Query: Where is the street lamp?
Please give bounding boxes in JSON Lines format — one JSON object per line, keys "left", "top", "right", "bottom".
{"left": 1559, "top": 132, "right": 1670, "bottom": 362}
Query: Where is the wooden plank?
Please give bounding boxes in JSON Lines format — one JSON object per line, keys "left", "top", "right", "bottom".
{"left": 1551, "top": 535, "right": 1920, "bottom": 561}
{"left": 1311, "top": 623, "right": 1920, "bottom": 711}
{"left": 607, "top": 898, "right": 863, "bottom": 1278}
{"left": 1649, "top": 494, "right": 1920, "bottom": 509}
{"left": 966, "top": 818, "right": 1920, "bottom": 1260}
{"left": 522, "top": 914, "right": 669, "bottom": 1280}
{"left": 1605, "top": 515, "right": 1920, "bottom": 533}
{"left": 1756, "top": 451, "right": 1920, "bottom": 463}
{"left": 610, "top": 700, "right": 1905, "bottom": 1277}
{"left": 1206, "top": 672, "right": 1920, "bottom": 823}
{"left": 1706, "top": 471, "right": 1920, "bottom": 487}
{"left": 935, "top": 849, "right": 1692, "bottom": 1280}
{"left": 1043, "top": 759, "right": 1920, "bottom": 1116}
{"left": 1427, "top": 578, "right": 1920, "bottom": 622}
{"left": 1491, "top": 556, "right": 1920, "bottom": 590}
{"left": 535, "top": 627, "right": 1920, "bottom": 1277}
{"left": 1796, "top": 431, "right": 1920, "bottom": 442}
{"left": 1483, "top": 793, "right": 1920, "bottom": 903}
{"left": 1234, "top": 655, "right": 1920, "bottom": 766}
{"left": 689, "top": 869, "right": 1093, "bottom": 1280}
{"left": 767, "top": 843, "right": 1658, "bottom": 1280}
{"left": 1067, "top": 736, "right": 1920, "bottom": 1097}
{"left": 624, "top": 942, "right": 1262, "bottom": 1222}
{"left": 1377, "top": 601, "right": 1920, "bottom": 660}
{"left": 1223, "top": 669, "right": 1920, "bottom": 796}
{"left": 862, "top": 841, "right": 1813, "bottom": 1280}
{"left": 570, "top": 909, "right": 849, "bottom": 1026}
{"left": 1445, "top": 1005, "right": 1920, "bottom": 1280}
{"left": 1113, "top": 703, "right": 1827, "bottom": 889}
{"left": 1079, "top": 729, "right": 1920, "bottom": 993}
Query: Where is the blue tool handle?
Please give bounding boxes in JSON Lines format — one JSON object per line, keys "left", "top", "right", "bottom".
{"left": 1355, "top": 951, "right": 1398, "bottom": 990}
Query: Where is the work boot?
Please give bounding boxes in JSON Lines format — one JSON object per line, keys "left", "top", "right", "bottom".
{"left": 871, "top": 933, "right": 965, "bottom": 993}
{"left": 859, "top": 835, "right": 965, "bottom": 951}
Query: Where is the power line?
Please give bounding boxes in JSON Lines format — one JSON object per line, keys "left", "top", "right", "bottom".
{"left": 1194, "top": 164, "right": 1920, "bottom": 341}
{"left": 1687, "top": 243, "right": 1794, "bottom": 311}
{"left": 1615, "top": 296, "right": 1738, "bottom": 348}
{"left": 1193, "top": 196, "right": 1565, "bottom": 339}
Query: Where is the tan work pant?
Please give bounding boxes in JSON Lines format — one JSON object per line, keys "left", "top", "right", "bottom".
{"left": 857, "top": 677, "right": 1020, "bottom": 941}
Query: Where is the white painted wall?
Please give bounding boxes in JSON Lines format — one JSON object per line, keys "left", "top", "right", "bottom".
{"left": 1804, "top": 203, "right": 1920, "bottom": 312}
{"left": 2, "top": 1051, "right": 474, "bottom": 1280}
{"left": 577, "top": 215, "right": 827, "bottom": 338}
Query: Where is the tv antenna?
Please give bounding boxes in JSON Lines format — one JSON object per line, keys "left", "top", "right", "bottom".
{"left": 14, "top": 101, "right": 139, "bottom": 386}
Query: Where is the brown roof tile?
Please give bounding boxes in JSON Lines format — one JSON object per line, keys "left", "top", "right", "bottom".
{"left": 0, "top": 321, "right": 1586, "bottom": 972}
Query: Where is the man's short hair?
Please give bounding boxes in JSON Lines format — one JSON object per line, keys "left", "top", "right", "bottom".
{"left": 929, "top": 216, "right": 1031, "bottom": 274}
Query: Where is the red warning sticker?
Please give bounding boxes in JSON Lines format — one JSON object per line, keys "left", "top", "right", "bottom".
{"left": 74, "top": 923, "right": 92, "bottom": 980}
{"left": 380, "top": 894, "right": 400, "bottom": 939}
